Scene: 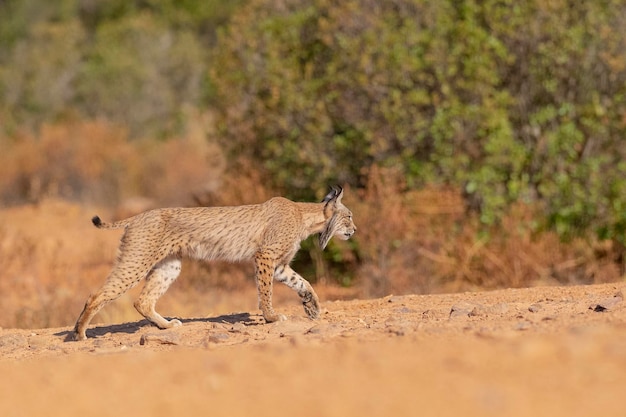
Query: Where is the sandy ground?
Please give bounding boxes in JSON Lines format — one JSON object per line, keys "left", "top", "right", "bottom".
{"left": 0, "top": 283, "right": 625, "bottom": 417}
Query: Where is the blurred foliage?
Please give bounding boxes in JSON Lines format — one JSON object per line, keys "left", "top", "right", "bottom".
{"left": 1, "top": 0, "right": 626, "bottom": 248}
{"left": 212, "top": 0, "right": 626, "bottom": 244}
{"left": 0, "top": 0, "right": 245, "bottom": 137}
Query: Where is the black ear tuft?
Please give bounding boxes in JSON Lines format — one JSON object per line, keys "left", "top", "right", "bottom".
{"left": 321, "top": 185, "right": 342, "bottom": 203}
{"left": 321, "top": 187, "right": 337, "bottom": 203}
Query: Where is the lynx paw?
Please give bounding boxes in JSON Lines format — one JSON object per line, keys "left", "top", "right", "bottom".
{"left": 66, "top": 331, "right": 87, "bottom": 342}
{"left": 302, "top": 292, "right": 320, "bottom": 320}
{"left": 264, "top": 313, "right": 287, "bottom": 323}
{"left": 163, "top": 318, "right": 182, "bottom": 328}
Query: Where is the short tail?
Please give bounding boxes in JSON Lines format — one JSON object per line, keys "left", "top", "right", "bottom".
{"left": 91, "top": 216, "right": 103, "bottom": 227}
{"left": 91, "top": 215, "right": 131, "bottom": 230}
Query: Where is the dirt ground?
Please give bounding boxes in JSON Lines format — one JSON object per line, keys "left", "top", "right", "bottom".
{"left": 0, "top": 283, "right": 625, "bottom": 417}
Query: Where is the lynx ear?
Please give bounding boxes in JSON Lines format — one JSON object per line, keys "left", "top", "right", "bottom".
{"left": 334, "top": 186, "right": 344, "bottom": 204}
{"left": 322, "top": 186, "right": 343, "bottom": 218}
{"left": 321, "top": 186, "right": 343, "bottom": 204}
{"left": 322, "top": 185, "right": 343, "bottom": 204}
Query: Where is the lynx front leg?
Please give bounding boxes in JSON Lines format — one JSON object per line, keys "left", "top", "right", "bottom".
{"left": 254, "top": 252, "right": 286, "bottom": 323}
{"left": 274, "top": 265, "right": 320, "bottom": 319}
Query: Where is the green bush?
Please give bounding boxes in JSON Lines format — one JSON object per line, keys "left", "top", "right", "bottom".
{"left": 76, "top": 13, "right": 206, "bottom": 137}
{"left": 0, "top": 0, "right": 244, "bottom": 137}
{"left": 211, "top": 0, "right": 626, "bottom": 242}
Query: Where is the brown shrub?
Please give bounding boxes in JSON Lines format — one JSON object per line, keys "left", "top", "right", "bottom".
{"left": 348, "top": 165, "right": 465, "bottom": 296}
{"left": 348, "top": 165, "right": 622, "bottom": 298}
{"left": 0, "top": 119, "right": 225, "bottom": 207}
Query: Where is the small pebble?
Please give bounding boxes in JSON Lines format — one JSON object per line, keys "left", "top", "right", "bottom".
{"left": 450, "top": 302, "right": 476, "bottom": 318}
{"left": 228, "top": 322, "right": 247, "bottom": 333}
{"left": 139, "top": 332, "right": 180, "bottom": 346}
{"left": 207, "top": 332, "right": 230, "bottom": 344}
{"left": 589, "top": 296, "right": 622, "bottom": 312}
{"left": 387, "top": 327, "right": 405, "bottom": 336}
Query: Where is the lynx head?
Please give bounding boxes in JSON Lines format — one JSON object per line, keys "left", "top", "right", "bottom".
{"left": 319, "top": 186, "right": 356, "bottom": 250}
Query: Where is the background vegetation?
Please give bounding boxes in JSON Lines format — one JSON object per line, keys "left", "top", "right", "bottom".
{"left": 1, "top": 0, "right": 626, "bottom": 327}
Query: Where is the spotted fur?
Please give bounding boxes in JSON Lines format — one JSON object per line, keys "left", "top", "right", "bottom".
{"left": 70, "top": 187, "right": 356, "bottom": 341}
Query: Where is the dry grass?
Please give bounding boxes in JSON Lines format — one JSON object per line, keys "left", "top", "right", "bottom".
{"left": 0, "top": 200, "right": 115, "bottom": 328}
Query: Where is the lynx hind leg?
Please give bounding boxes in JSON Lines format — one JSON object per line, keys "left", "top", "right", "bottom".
{"left": 254, "top": 253, "right": 286, "bottom": 323}
{"left": 274, "top": 265, "right": 320, "bottom": 320}
{"left": 72, "top": 258, "right": 153, "bottom": 341}
{"left": 134, "top": 257, "right": 183, "bottom": 329}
